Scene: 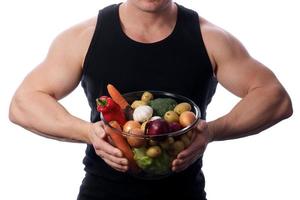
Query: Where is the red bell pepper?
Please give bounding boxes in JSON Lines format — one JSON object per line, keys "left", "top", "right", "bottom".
{"left": 96, "top": 96, "right": 127, "bottom": 126}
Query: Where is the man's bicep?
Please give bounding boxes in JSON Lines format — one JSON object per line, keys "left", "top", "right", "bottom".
{"left": 20, "top": 60, "right": 82, "bottom": 100}
{"left": 18, "top": 28, "right": 85, "bottom": 100}
{"left": 212, "top": 32, "right": 280, "bottom": 98}
{"left": 216, "top": 56, "right": 280, "bottom": 98}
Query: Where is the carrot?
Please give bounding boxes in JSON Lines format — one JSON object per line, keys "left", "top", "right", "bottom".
{"left": 109, "top": 121, "right": 122, "bottom": 131}
{"left": 107, "top": 121, "right": 140, "bottom": 173}
{"left": 107, "top": 84, "right": 129, "bottom": 110}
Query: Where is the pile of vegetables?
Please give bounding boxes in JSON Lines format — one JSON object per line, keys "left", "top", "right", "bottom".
{"left": 96, "top": 84, "right": 197, "bottom": 175}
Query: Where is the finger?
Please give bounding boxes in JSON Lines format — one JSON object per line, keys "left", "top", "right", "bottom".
{"left": 91, "top": 123, "right": 123, "bottom": 157}
{"left": 188, "top": 129, "right": 197, "bottom": 143}
{"left": 172, "top": 155, "right": 199, "bottom": 172}
{"left": 178, "top": 147, "right": 198, "bottom": 159}
{"left": 172, "top": 158, "right": 184, "bottom": 167}
{"left": 172, "top": 158, "right": 189, "bottom": 172}
{"left": 102, "top": 157, "right": 128, "bottom": 172}
{"left": 177, "top": 153, "right": 200, "bottom": 167}
{"left": 172, "top": 156, "right": 191, "bottom": 168}
{"left": 188, "top": 122, "right": 203, "bottom": 143}
{"left": 93, "top": 138, "right": 123, "bottom": 158}
{"left": 178, "top": 129, "right": 208, "bottom": 160}
{"left": 96, "top": 149, "right": 128, "bottom": 166}
{"left": 177, "top": 138, "right": 203, "bottom": 160}
{"left": 178, "top": 147, "right": 203, "bottom": 161}
{"left": 173, "top": 164, "right": 188, "bottom": 172}
{"left": 176, "top": 131, "right": 198, "bottom": 160}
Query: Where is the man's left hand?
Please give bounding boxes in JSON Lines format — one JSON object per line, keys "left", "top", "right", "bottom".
{"left": 172, "top": 120, "right": 212, "bottom": 172}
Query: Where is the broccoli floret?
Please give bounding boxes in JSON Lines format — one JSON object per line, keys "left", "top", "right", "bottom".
{"left": 133, "top": 147, "right": 153, "bottom": 170}
{"left": 149, "top": 98, "right": 177, "bottom": 117}
{"left": 133, "top": 147, "right": 171, "bottom": 175}
{"left": 145, "top": 150, "right": 171, "bottom": 175}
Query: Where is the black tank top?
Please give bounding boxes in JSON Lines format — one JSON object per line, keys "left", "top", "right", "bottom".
{"left": 80, "top": 3, "right": 217, "bottom": 197}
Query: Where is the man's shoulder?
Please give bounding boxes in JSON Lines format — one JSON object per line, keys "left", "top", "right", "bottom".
{"left": 74, "top": 17, "right": 98, "bottom": 66}
{"left": 70, "top": 16, "right": 98, "bottom": 41}
{"left": 199, "top": 17, "right": 228, "bottom": 42}
{"left": 46, "top": 16, "right": 98, "bottom": 67}
{"left": 198, "top": 17, "right": 226, "bottom": 69}
{"left": 199, "top": 16, "right": 245, "bottom": 53}
{"left": 198, "top": 17, "right": 246, "bottom": 72}
{"left": 51, "top": 16, "right": 98, "bottom": 49}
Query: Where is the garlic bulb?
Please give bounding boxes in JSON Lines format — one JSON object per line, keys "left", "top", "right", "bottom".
{"left": 133, "top": 105, "right": 153, "bottom": 122}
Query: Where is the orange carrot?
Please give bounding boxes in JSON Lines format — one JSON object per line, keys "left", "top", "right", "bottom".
{"left": 109, "top": 121, "right": 122, "bottom": 131}
{"left": 107, "top": 84, "right": 129, "bottom": 110}
{"left": 107, "top": 121, "right": 140, "bottom": 173}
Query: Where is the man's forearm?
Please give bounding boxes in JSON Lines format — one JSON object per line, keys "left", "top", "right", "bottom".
{"left": 208, "top": 85, "right": 293, "bottom": 141}
{"left": 9, "top": 91, "right": 92, "bottom": 143}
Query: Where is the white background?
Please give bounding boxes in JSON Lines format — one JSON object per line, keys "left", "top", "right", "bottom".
{"left": 1, "top": 0, "right": 299, "bottom": 199}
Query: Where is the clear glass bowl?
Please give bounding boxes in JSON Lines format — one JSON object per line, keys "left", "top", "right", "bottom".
{"left": 100, "top": 91, "right": 201, "bottom": 179}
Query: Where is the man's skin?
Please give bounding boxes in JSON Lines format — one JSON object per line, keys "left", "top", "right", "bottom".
{"left": 9, "top": 0, "right": 293, "bottom": 173}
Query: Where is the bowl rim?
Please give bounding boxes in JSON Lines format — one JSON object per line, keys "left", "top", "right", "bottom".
{"left": 100, "top": 90, "right": 201, "bottom": 139}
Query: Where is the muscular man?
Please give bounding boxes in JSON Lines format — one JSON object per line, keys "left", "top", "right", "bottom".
{"left": 9, "top": 0, "right": 293, "bottom": 199}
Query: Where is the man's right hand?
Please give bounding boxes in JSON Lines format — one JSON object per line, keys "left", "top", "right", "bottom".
{"left": 88, "top": 121, "right": 129, "bottom": 172}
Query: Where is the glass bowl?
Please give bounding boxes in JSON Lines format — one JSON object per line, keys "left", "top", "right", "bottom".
{"left": 100, "top": 91, "right": 201, "bottom": 179}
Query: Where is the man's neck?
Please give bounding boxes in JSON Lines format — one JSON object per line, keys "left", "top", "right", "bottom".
{"left": 119, "top": 2, "right": 177, "bottom": 33}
